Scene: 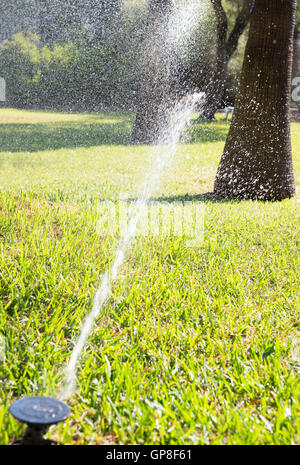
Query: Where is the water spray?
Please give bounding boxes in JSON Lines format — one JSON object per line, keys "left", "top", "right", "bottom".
{"left": 7, "top": 2, "right": 208, "bottom": 445}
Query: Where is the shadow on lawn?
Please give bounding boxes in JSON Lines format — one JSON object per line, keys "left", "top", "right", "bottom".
{"left": 0, "top": 121, "right": 131, "bottom": 152}
{"left": 122, "top": 192, "right": 241, "bottom": 204}
{"left": 0, "top": 114, "right": 229, "bottom": 153}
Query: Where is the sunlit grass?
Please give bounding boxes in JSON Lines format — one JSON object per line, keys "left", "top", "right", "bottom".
{"left": 0, "top": 109, "right": 299, "bottom": 445}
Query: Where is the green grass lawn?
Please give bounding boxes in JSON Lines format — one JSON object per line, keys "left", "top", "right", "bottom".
{"left": 0, "top": 108, "right": 299, "bottom": 445}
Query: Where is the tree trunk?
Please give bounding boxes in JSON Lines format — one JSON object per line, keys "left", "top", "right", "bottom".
{"left": 200, "top": 0, "right": 228, "bottom": 120}
{"left": 214, "top": 0, "right": 296, "bottom": 201}
{"left": 131, "top": 0, "right": 174, "bottom": 144}
{"left": 199, "top": 0, "right": 254, "bottom": 120}
{"left": 39, "top": 1, "right": 52, "bottom": 46}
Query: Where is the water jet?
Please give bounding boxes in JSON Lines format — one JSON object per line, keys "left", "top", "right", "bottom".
{"left": 9, "top": 396, "right": 70, "bottom": 445}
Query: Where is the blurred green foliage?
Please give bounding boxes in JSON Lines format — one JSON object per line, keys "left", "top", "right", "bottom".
{"left": 0, "top": 31, "right": 145, "bottom": 110}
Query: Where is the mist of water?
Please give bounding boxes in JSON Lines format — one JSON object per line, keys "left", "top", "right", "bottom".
{"left": 60, "top": 0, "right": 208, "bottom": 400}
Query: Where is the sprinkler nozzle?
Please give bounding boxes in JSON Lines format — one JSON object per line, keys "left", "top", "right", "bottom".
{"left": 9, "top": 396, "right": 70, "bottom": 445}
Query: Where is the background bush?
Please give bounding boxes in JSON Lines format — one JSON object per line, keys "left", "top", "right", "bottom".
{"left": 0, "top": 29, "right": 145, "bottom": 111}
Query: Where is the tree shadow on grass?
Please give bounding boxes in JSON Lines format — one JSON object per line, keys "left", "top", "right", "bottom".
{"left": 124, "top": 192, "right": 241, "bottom": 204}
{"left": 0, "top": 121, "right": 132, "bottom": 152}
{"left": 0, "top": 113, "right": 229, "bottom": 153}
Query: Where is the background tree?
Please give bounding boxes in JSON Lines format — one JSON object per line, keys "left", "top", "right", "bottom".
{"left": 292, "top": 5, "right": 300, "bottom": 112}
{"left": 0, "top": 0, "right": 139, "bottom": 110}
{"left": 38, "top": 0, "right": 121, "bottom": 45}
{"left": 199, "top": 0, "right": 254, "bottom": 120}
{"left": 214, "top": 0, "right": 296, "bottom": 201}
{"left": 0, "top": 0, "right": 40, "bottom": 41}
{"left": 131, "top": 0, "right": 174, "bottom": 144}
{"left": 0, "top": 0, "right": 252, "bottom": 113}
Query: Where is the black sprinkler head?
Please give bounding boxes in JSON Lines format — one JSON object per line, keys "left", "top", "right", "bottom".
{"left": 9, "top": 396, "right": 70, "bottom": 445}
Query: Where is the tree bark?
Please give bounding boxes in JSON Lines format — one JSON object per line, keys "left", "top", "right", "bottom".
{"left": 214, "top": 0, "right": 296, "bottom": 201}
{"left": 200, "top": 0, "right": 253, "bottom": 120}
{"left": 131, "top": 0, "right": 174, "bottom": 144}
